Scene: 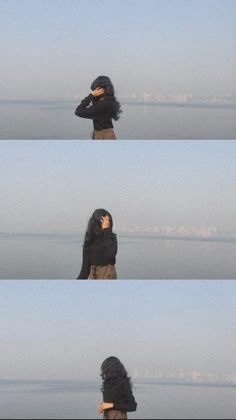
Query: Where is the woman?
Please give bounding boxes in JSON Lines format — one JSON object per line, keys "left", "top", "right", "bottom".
{"left": 98, "top": 356, "right": 137, "bottom": 419}
{"left": 77, "top": 209, "right": 117, "bottom": 279}
{"left": 74, "top": 75, "right": 122, "bottom": 140}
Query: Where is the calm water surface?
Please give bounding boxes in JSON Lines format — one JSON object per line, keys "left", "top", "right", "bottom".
{"left": 0, "top": 100, "right": 235, "bottom": 139}
{"left": 0, "top": 233, "right": 235, "bottom": 279}
{"left": 0, "top": 379, "right": 235, "bottom": 419}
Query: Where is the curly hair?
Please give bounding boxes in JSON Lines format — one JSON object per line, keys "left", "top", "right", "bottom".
{"left": 90, "top": 76, "right": 122, "bottom": 121}
{"left": 83, "top": 209, "right": 113, "bottom": 246}
{"left": 101, "top": 356, "right": 131, "bottom": 389}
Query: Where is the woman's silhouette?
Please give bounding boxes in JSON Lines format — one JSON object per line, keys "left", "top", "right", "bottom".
{"left": 75, "top": 76, "right": 122, "bottom": 140}
{"left": 77, "top": 209, "right": 117, "bottom": 279}
{"left": 98, "top": 356, "right": 137, "bottom": 419}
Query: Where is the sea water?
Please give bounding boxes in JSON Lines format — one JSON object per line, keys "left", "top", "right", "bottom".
{"left": 0, "top": 100, "right": 235, "bottom": 139}
{"left": 0, "top": 233, "right": 235, "bottom": 279}
{"left": 0, "top": 379, "right": 235, "bottom": 419}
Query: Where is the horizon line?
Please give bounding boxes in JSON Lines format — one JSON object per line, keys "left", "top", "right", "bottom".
{"left": 1, "top": 98, "right": 236, "bottom": 110}
{"left": 0, "top": 231, "right": 235, "bottom": 244}
{"left": 0, "top": 377, "right": 235, "bottom": 388}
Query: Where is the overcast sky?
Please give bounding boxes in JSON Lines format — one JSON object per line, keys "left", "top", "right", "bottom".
{"left": 1, "top": 0, "right": 235, "bottom": 101}
{"left": 0, "top": 280, "right": 235, "bottom": 380}
{"left": 0, "top": 140, "right": 236, "bottom": 238}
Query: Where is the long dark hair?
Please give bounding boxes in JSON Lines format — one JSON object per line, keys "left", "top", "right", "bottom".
{"left": 100, "top": 356, "right": 131, "bottom": 390}
{"left": 83, "top": 208, "right": 113, "bottom": 247}
{"left": 90, "top": 75, "right": 122, "bottom": 121}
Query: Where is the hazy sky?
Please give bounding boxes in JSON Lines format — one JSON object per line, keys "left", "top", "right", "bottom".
{"left": 1, "top": 0, "right": 235, "bottom": 101}
{"left": 0, "top": 280, "right": 235, "bottom": 379}
{"left": 0, "top": 140, "right": 236, "bottom": 237}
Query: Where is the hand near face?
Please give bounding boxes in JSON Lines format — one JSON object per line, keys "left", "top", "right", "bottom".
{"left": 101, "top": 215, "right": 110, "bottom": 229}
{"left": 92, "top": 87, "right": 105, "bottom": 97}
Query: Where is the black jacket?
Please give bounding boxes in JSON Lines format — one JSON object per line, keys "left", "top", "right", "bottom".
{"left": 103, "top": 377, "right": 137, "bottom": 413}
{"left": 75, "top": 94, "right": 116, "bottom": 130}
{"left": 77, "top": 228, "right": 117, "bottom": 279}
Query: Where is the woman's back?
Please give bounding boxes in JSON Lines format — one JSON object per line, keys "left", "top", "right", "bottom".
{"left": 103, "top": 377, "right": 137, "bottom": 413}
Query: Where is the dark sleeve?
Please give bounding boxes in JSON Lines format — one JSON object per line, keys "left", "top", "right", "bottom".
{"left": 113, "top": 381, "right": 137, "bottom": 412}
{"left": 75, "top": 95, "right": 109, "bottom": 119}
{"left": 101, "top": 229, "right": 117, "bottom": 261}
{"left": 77, "top": 245, "right": 90, "bottom": 279}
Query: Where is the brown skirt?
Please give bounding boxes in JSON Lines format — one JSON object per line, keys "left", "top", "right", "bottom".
{"left": 103, "top": 410, "right": 127, "bottom": 420}
{"left": 92, "top": 128, "right": 116, "bottom": 140}
{"left": 88, "top": 265, "right": 117, "bottom": 280}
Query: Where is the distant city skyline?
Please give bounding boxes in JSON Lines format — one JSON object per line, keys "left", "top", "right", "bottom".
{"left": 112, "top": 223, "right": 233, "bottom": 239}
{"left": 132, "top": 368, "right": 236, "bottom": 385}
{"left": 120, "top": 92, "right": 236, "bottom": 106}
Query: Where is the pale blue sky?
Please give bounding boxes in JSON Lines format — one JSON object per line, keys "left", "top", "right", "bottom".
{"left": 1, "top": 140, "right": 236, "bottom": 236}
{"left": 0, "top": 280, "right": 235, "bottom": 379}
{"left": 1, "top": 0, "right": 235, "bottom": 100}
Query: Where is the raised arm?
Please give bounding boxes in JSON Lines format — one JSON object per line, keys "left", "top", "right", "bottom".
{"left": 75, "top": 88, "right": 107, "bottom": 119}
